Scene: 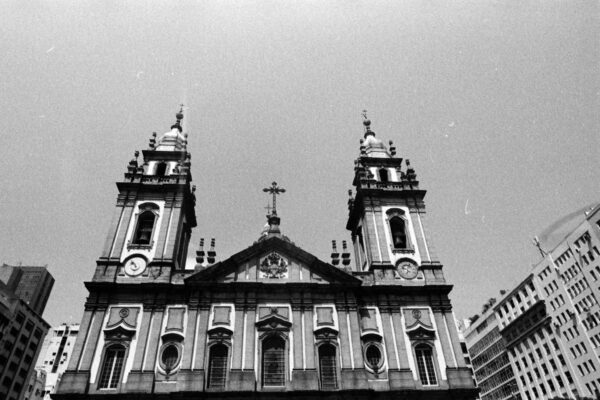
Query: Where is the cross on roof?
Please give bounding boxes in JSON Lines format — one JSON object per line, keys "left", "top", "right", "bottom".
{"left": 263, "top": 182, "right": 285, "bottom": 216}
{"left": 264, "top": 201, "right": 273, "bottom": 217}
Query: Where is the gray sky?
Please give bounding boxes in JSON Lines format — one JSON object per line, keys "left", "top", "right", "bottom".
{"left": 0, "top": 0, "right": 598, "bottom": 326}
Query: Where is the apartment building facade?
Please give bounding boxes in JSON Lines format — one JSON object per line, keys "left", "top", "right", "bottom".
{"left": 464, "top": 204, "right": 600, "bottom": 399}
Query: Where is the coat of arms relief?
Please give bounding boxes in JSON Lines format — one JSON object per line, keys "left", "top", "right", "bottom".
{"left": 259, "top": 252, "right": 289, "bottom": 279}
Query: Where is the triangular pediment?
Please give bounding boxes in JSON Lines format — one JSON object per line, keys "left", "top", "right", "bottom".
{"left": 186, "top": 236, "right": 360, "bottom": 286}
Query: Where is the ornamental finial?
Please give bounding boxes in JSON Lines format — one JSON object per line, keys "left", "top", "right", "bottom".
{"left": 171, "top": 104, "right": 184, "bottom": 132}
{"left": 362, "top": 109, "right": 371, "bottom": 128}
{"left": 361, "top": 109, "right": 374, "bottom": 138}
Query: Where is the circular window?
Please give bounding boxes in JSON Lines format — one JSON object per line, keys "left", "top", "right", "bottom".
{"left": 364, "top": 343, "right": 384, "bottom": 371}
{"left": 160, "top": 344, "right": 180, "bottom": 373}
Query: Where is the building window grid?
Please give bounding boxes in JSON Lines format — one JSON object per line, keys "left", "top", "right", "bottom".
{"left": 472, "top": 341, "right": 506, "bottom": 369}
{"left": 541, "top": 329, "right": 577, "bottom": 398}
{"left": 524, "top": 334, "right": 556, "bottom": 398}
{"left": 474, "top": 353, "right": 511, "bottom": 381}
{"left": 98, "top": 346, "right": 125, "bottom": 389}
{"left": 207, "top": 344, "right": 228, "bottom": 389}
{"left": 262, "top": 336, "right": 285, "bottom": 387}
{"left": 480, "top": 378, "right": 519, "bottom": 400}
{"left": 478, "top": 365, "right": 515, "bottom": 395}
{"left": 469, "top": 327, "right": 502, "bottom": 358}
{"left": 415, "top": 345, "right": 437, "bottom": 386}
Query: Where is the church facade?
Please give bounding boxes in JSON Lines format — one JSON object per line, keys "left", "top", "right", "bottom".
{"left": 54, "top": 111, "right": 477, "bottom": 399}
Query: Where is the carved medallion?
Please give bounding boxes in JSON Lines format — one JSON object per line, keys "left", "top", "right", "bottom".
{"left": 259, "top": 253, "right": 288, "bottom": 279}
{"left": 412, "top": 309, "right": 422, "bottom": 320}
{"left": 119, "top": 308, "right": 130, "bottom": 319}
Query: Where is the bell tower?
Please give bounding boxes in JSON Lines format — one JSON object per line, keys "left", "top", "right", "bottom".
{"left": 94, "top": 110, "right": 197, "bottom": 281}
{"left": 346, "top": 113, "right": 440, "bottom": 280}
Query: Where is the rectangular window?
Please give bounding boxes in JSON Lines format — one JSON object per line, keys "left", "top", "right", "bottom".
{"left": 262, "top": 337, "right": 285, "bottom": 387}
{"left": 207, "top": 345, "right": 228, "bottom": 389}
{"left": 318, "top": 345, "right": 338, "bottom": 389}
{"left": 99, "top": 346, "right": 125, "bottom": 389}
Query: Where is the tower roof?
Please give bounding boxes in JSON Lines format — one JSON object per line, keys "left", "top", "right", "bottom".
{"left": 361, "top": 111, "right": 390, "bottom": 158}
{"left": 155, "top": 110, "right": 187, "bottom": 151}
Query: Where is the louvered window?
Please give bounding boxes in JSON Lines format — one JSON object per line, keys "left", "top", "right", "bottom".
{"left": 379, "top": 168, "right": 389, "bottom": 183}
{"left": 207, "top": 344, "right": 228, "bottom": 388}
{"left": 262, "top": 336, "right": 285, "bottom": 387}
{"left": 133, "top": 211, "right": 155, "bottom": 245}
{"left": 415, "top": 344, "right": 437, "bottom": 385}
{"left": 390, "top": 216, "right": 407, "bottom": 248}
{"left": 155, "top": 162, "right": 167, "bottom": 176}
{"left": 318, "top": 344, "right": 338, "bottom": 389}
{"left": 98, "top": 345, "right": 125, "bottom": 389}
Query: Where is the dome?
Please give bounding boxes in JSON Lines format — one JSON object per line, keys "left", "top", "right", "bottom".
{"left": 154, "top": 111, "right": 187, "bottom": 151}
{"left": 363, "top": 133, "right": 390, "bottom": 158}
{"left": 155, "top": 127, "right": 186, "bottom": 151}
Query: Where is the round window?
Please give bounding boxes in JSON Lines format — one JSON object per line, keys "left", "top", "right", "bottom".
{"left": 161, "top": 344, "right": 180, "bottom": 372}
{"left": 364, "top": 344, "right": 383, "bottom": 371}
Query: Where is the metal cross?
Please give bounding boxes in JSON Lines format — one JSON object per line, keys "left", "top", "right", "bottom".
{"left": 263, "top": 182, "right": 285, "bottom": 216}
{"left": 264, "top": 201, "right": 273, "bottom": 216}
{"left": 362, "top": 109, "right": 368, "bottom": 120}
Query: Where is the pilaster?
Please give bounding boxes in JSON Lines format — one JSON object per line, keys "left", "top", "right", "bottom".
{"left": 142, "top": 307, "right": 164, "bottom": 371}
{"left": 78, "top": 308, "right": 106, "bottom": 371}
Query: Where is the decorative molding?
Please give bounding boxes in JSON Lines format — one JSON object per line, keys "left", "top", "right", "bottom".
{"left": 314, "top": 327, "right": 338, "bottom": 342}
{"left": 259, "top": 252, "right": 289, "bottom": 279}
{"left": 126, "top": 240, "right": 155, "bottom": 251}
{"left": 256, "top": 308, "right": 292, "bottom": 332}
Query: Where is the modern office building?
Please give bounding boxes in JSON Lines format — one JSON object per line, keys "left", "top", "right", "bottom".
{"left": 464, "top": 203, "right": 600, "bottom": 400}
{"left": 0, "top": 272, "right": 52, "bottom": 400}
{"left": 34, "top": 323, "right": 80, "bottom": 399}
{"left": 54, "top": 111, "right": 477, "bottom": 399}
{"left": 463, "top": 304, "right": 519, "bottom": 400}
{"left": 0, "top": 265, "right": 54, "bottom": 316}
{"left": 23, "top": 369, "right": 46, "bottom": 400}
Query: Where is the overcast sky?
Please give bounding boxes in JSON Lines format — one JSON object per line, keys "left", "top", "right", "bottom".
{"left": 0, "top": 0, "right": 598, "bottom": 327}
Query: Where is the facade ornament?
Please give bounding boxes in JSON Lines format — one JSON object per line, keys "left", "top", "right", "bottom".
{"left": 412, "top": 309, "right": 422, "bottom": 321}
{"left": 119, "top": 308, "right": 130, "bottom": 319}
{"left": 260, "top": 253, "right": 288, "bottom": 279}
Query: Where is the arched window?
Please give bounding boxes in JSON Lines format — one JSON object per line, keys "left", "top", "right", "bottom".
{"left": 98, "top": 344, "right": 126, "bottom": 389}
{"left": 415, "top": 344, "right": 437, "bottom": 386}
{"left": 207, "top": 344, "right": 228, "bottom": 389}
{"left": 262, "top": 336, "right": 285, "bottom": 387}
{"left": 318, "top": 344, "right": 338, "bottom": 389}
{"left": 389, "top": 216, "right": 407, "bottom": 249}
{"left": 379, "top": 168, "right": 389, "bottom": 183}
{"left": 133, "top": 211, "right": 156, "bottom": 245}
{"left": 155, "top": 162, "right": 167, "bottom": 176}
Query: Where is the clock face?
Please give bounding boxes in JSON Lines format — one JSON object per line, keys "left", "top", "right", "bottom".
{"left": 397, "top": 261, "right": 418, "bottom": 280}
{"left": 124, "top": 256, "right": 147, "bottom": 277}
